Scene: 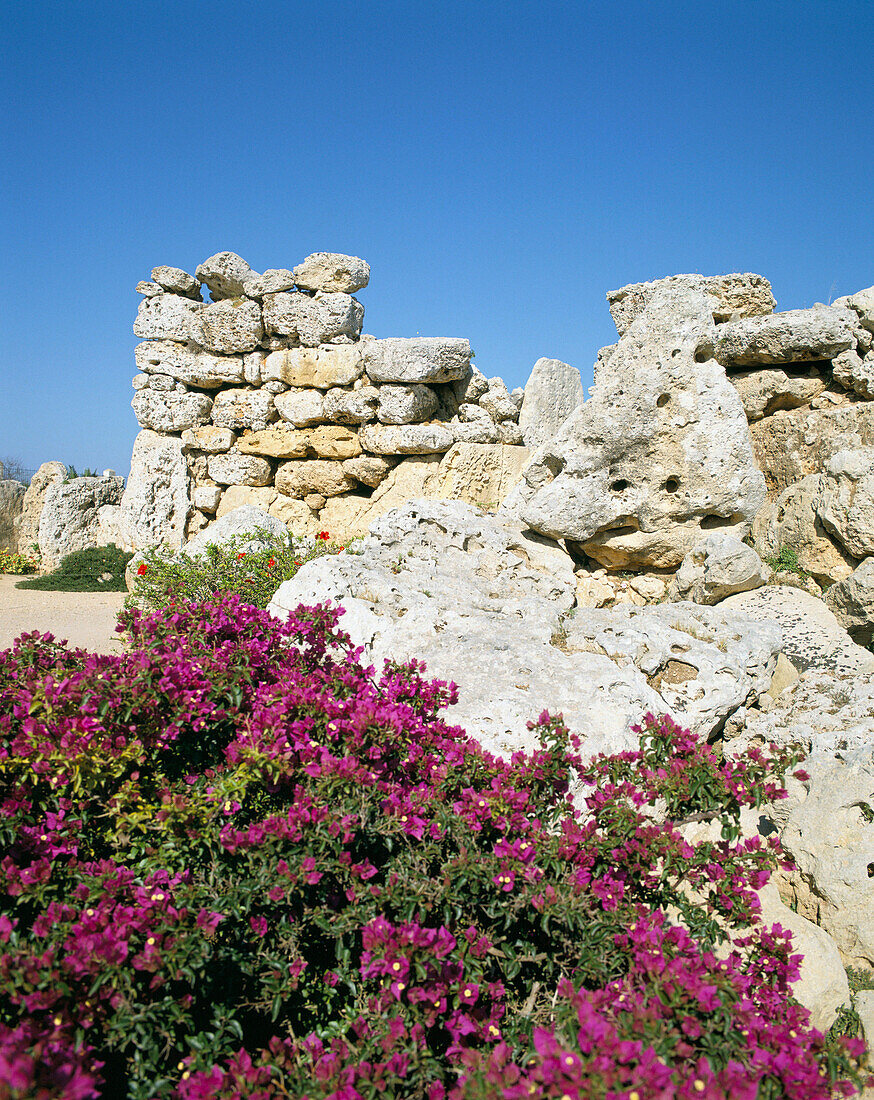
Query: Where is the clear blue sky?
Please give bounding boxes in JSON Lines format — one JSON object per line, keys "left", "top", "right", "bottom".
{"left": 2, "top": 0, "right": 872, "bottom": 477}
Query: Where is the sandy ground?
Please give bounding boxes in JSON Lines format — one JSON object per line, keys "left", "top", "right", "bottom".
{"left": 0, "top": 574, "right": 128, "bottom": 655}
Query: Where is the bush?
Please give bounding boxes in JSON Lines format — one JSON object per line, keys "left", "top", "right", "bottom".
{"left": 764, "top": 545, "right": 807, "bottom": 577}
{"left": 16, "top": 544, "right": 132, "bottom": 591}
{"left": 127, "top": 528, "right": 346, "bottom": 611}
{"left": 0, "top": 548, "right": 38, "bottom": 575}
{"left": 0, "top": 595, "right": 868, "bottom": 1098}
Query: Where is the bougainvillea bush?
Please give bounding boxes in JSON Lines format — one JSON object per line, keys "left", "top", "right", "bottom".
{"left": 0, "top": 596, "right": 868, "bottom": 1099}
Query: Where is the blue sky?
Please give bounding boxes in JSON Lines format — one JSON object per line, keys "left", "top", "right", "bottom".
{"left": 2, "top": 0, "right": 872, "bottom": 477}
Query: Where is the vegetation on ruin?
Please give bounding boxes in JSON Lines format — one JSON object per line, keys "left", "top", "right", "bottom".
{"left": 16, "top": 545, "right": 132, "bottom": 592}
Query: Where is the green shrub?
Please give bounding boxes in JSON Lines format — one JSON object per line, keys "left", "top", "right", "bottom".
{"left": 0, "top": 548, "right": 38, "bottom": 575}
{"left": 127, "top": 527, "right": 348, "bottom": 611}
{"left": 16, "top": 544, "right": 132, "bottom": 591}
{"left": 764, "top": 545, "right": 807, "bottom": 576}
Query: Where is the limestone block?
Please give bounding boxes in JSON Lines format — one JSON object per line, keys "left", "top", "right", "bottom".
{"left": 341, "top": 454, "right": 396, "bottom": 488}
{"left": 241, "top": 269, "right": 296, "bottom": 298}
{"left": 236, "top": 426, "right": 310, "bottom": 459}
{"left": 135, "top": 340, "right": 245, "bottom": 388}
{"left": 132, "top": 373, "right": 150, "bottom": 390}
{"left": 458, "top": 403, "right": 491, "bottom": 422}
{"left": 147, "top": 374, "right": 175, "bottom": 391}
{"left": 432, "top": 443, "right": 530, "bottom": 507}
{"left": 193, "top": 484, "right": 222, "bottom": 513}
{"left": 593, "top": 344, "right": 618, "bottom": 384}
{"left": 824, "top": 557, "right": 874, "bottom": 644}
{"left": 275, "top": 459, "right": 356, "bottom": 499}
{"left": 38, "top": 476, "right": 125, "bottom": 569}
{"left": 132, "top": 390, "right": 213, "bottom": 433}
{"left": 195, "top": 252, "right": 253, "bottom": 300}
{"left": 304, "top": 493, "right": 326, "bottom": 511}
{"left": 668, "top": 533, "right": 770, "bottom": 604}
{"left": 263, "top": 345, "right": 363, "bottom": 389}
{"left": 216, "top": 485, "right": 278, "bottom": 518}
{"left": 359, "top": 422, "right": 455, "bottom": 455}
{"left": 273, "top": 388, "right": 325, "bottom": 427}
{"left": 817, "top": 448, "right": 874, "bottom": 559}
{"left": 512, "top": 279, "right": 765, "bottom": 569}
{"left": 323, "top": 385, "right": 379, "bottom": 424}
{"left": 607, "top": 273, "right": 775, "bottom": 337}
{"left": 119, "top": 430, "right": 190, "bottom": 551}
{"left": 707, "top": 306, "right": 855, "bottom": 367}
{"left": 832, "top": 348, "right": 874, "bottom": 400}
{"left": 451, "top": 366, "right": 489, "bottom": 404}
{"left": 0, "top": 481, "right": 26, "bottom": 551}
{"left": 133, "top": 294, "right": 203, "bottom": 342}
{"left": 150, "top": 266, "right": 201, "bottom": 299}
{"left": 211, "top": 389, "right": 277, "bottom": 431}
{"left": 302, "top": 426, "right": 362, "bottom": 459}
{"left": 752, "top": 475, "right": 855, "bottom": 585}
{"left": 451, "top": 420, "right": 500, "bottom": 444}
{"left": 136, "top": 281, "right": 162, "bottom": 297}
{"left": 837, "top": 285, "right": 874, "bottom": 333}
{"left": 180, "top": 425, "right": 235, "bottom": 453}
{"left": 293, "top": 252, "right": 370, "bottom": 294}
{"left": 480, "top": 388, "right": 519, "bottom": 423}
{"left": 376, "top": 384, "right": 438, "bottom": 425}
{"left": 518, "top": 358, "right": 585, "bottom": 448}
{"left": 361, "top": 337, "right": 472, "bottom": 384}
{"left": 749, "top": 403, "right": 874, "bottom": 493}
{"left": 497, "top": 422, "right": 524, "bottom": 445}
{"left": 268, "top": 494, "right": 319, "bottom": 533}
{"left": 856, "top": 991, "right": 874, "bottom": 1045}
{"left": 182, "top": 504, "right": 288, "bottom": 556}
{"left": 196, "top": 299, "right": 263, "bottom": 354}
{"left": 206, "top": 453, "right": 273, "bottom": 487}
{"left": 729, "top": 367, "right": 826, "bottom": 420}
{"left": 262, "top": 291, "right": 363, "bottom": 345}
{"left": 243, "top": 350, "right": 265, "bottom": 386}
{"left": 13, "top": 461, "right": 68, "bottom": 553}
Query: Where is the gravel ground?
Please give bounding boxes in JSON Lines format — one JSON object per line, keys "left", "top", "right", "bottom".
{"left": 0, "top": 574, "right": 128, "bottom": 655}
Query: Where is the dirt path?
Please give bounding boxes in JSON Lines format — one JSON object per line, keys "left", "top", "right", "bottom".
{"left": 0, "top": 574, "right": 128, "bottom": 655}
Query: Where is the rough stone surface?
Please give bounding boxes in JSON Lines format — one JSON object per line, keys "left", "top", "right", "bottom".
{"left": 668, "top": 533, "right": 770, "bottom": 604}
{"left": 508, "top": 280, "right": 765, "bottom": 569}
{"left": 824, "top": 557, "right": 874, "bottom": 644}
{"left": 518, "top": 358, "right": 584, "bottom": 448}
{"left": 273, "top": 388, "right": 325, "bottom": 427}
{"left": 193, "top": 484, "right": 222, "bottom": 513}
{"left": 241, "top": 269, "right": 296, "bottom": 298}
{"left": 133, "top": 295, "right": 203, "bottom": 342}
{"left": 38, "top": 476, "right": 124, "bottom": 569}
{"left": 707, "top": 307, "right": 855, "bottom": 367}
{"left": 729, "top": 367, "right": 827, "bottom": 421}
{"left": 433, "top": 444, "right": 529, "bottom": 508}
{"left": 0, "top": 481, "right": 26, "bottom": 551}
{"left": 451, "top": 420, "right": 500, "bottom": 444}
{"left": 341, "top": 454, "right": 396, "bottom": 488}
{"left": 293, "top": 253, "right": 370, "bottom": 294}
{"left": 262, "top": 291, "right": 363, "bottom": 345}
{"left": 215, "top": 486, "right": 277, "bottom": 519}
{"left": 323, "top": 386, "right": 380, "bottom": 424}
{"left": 361, "top": 338, "right": 472, "bottom": 384}
{"left": 150, "top": 266, "right": 201, "bottom": 299}
{"left": 235, "top": 426, "right": 310, "bottom": 459}
{"left": 119, "top": 430, "right": 190, "bottom": 551}
{"left": 275, "top": 459, "right": 356, "bottom": 499}
{"left": 359, "top": 423, "right": 455, "bottom": 455}
{"left": 13, "top": 462, "right": 68, "bottom": 554}
{"left": 831, "top": 348, "right": 874, "bottom": 399}
{"left": 195, "top": 252, "right": 253, "bottom": 300}
{"left": 196, "top": 299, "right": 263, "bottom": 354}
{"left": 182, "top": 505, "right": 287, "bottom": 557}
{"left": 211, "top": 389, "right": 277, "bottom": 432}
{"left": 206, "top": 453, "right": 273, "bottom": 487}
{"left": 180, "top": 426, "right": 235, "bottom": 453}
{"left": 817, "top": 448, "right": 874, "bottom": 559}
{"left": 132, "top": 390, "right": 213, "bottom": 433}
{"left": 376, "top": 384, "right": 438, "bottom": 425}
{"left": 135, "top": 341, "right": 244, "bottom": 388}
{"left": 607, "top": 273, "right": 775, "bottom": 337}
{"left": 263, "top": 346, "right": 363, "bottom": 389}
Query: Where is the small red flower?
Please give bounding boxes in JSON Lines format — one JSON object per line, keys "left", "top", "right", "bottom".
{"left": 137, "top": 562, "right": 148, "bottom": 576}
{"left": 318, "top": 531, "right": 330, "bottom": 541}
{"left": 236, "top": 552, "right": 246, "bottom": 560}
{"left": 267, "top": 558, "right": 275, "bottom": 568}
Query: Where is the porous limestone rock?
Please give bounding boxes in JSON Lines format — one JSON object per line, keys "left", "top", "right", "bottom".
{"left": 133, "top": 295, "right": 204, "bottom": 342}
{"left": 196, "top": 299, "right": 264, "bottom": 354}
{"left": 13, "top": 461, "right": 68, "bottom": 554}
{"left": 38, "top": 476, "right": 124, "bottom": 569}
{"left": 268, "top": 500, "right": 779, "bottom": 760}
{"left": 193, "top": 484, "right": 222, "bottom": 513}
{"left": 211, "top": 389, "right": 277, "bottom": 432}
{"left": 132, "top": 390, "right": 213, "bottom": 433}
{"left": 135, "top": 341, "right": 245, "bottom": 388}
{"left": 361, "top": 337, "right": 472, "bottom": 384}
{"left": 293, "top": 253, "right": 370, "bottom": 294}
{"left": 180, "top": 426, "right": 235, "bottom": 453}
{"left": 817, "top": 448, "right": 874, "bottom": 559}
{"left": 235, "top": 426, "right": 310, "bottom": 459}
{"left": 359, "top": 423, "right": 454, "bottom": 455}
{"left": 729, "top": 367, "right": 827, "bottom": 421}
{"left": 0, "top": 481, "right": 26, "bottom": 551}
{"left": 607, "top": 273, "right": 775, "bottom": 337}
{"left": 119, "top": 430, "right": 190, "bottom": 551}
{"left": 341, "top": 454, "right": 396, "bottom": 488}
{"left": 451, "top": 420, "right": 500, "bottom": 444}
{"left": 136, "top": 281, "right": 162, "bottom": 297}
{"left": 322, "top": 386, "right": 380, "bottom": 424}
{"left": 518, "top": 358, "right": 584, "bottom": 448}
{"left": 182, "top": 505, "right": 287, "bottom": 557}
{"left": 479, "top": 384, "right": 519, "bottom": 424}
{"left": 262, "top": 291, "right": 363, "bottom": 345}
{"left": 238, "top": 425, "right": 361, "bottom": 461}
{"left": 241, "top": 269, "right": 296, "bottom": 298}
{"left": 195, "top": 252, "right": 253, "bottom": 300}
{"left": 508, "top": 278, "right": 765, "bottom": 569}
{"left": 215, "top": 486, "right": 278, "bottom": 519}
{"left": 263, "top": 345, "right": 363, "bottom": 389}
{"left": 433, "top": 443, "right": 529, "bottom": 508}
{"left": 497, "top": 422, "right": 524, "bottom": 445}
{"left": 275, "top": 459, "right": 356, "bottom": 499}
{"left": 824, "top": 557, "right": 874, "bottom": 644}
{"left": 831, "top": 348, "right": 874, "bottom": 400}
{"left": 150, "top": 266, "right": 201, "bottom": 299}
{"left": 452, "top": 365, "right": 489, "bottom": 404}
{"left": 706, "top": 306, "right": 855, "bottom": 368}
{"left": 273, "top": 388, "right": 325, "bottom": 427}
{"left": 376, "top": 384, "right": 438, "bottom": 425}
{"left": 206, "top": 453, "right": 273, "bottom": 487}
{"left": 668, "top": 533, "right": 770, "bottom": 604}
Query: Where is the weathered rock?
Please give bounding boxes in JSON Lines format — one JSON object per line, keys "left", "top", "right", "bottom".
{"left": 496, "top": 422, "right": 524, "bottom": 445}
{"left": 817, "top": 448, "right": 874, "bottom": 559}
{"left": 834, "top": 285, "right": 874, "bottom": 333}
{"left": 38, "top": 476, "right": 124, "bottom": 569}
{"left": 180, "top": 426, "right": 235, "bottom": 453}
{"left": 196, "top": 299, "right": 263, "bottom": 354}
{"left": 241, "top": 269, "right": 296, "bottom": 298}
{"left": 300, "top": 426, "right": 362, "bottom": 459}
{"left": 238, "top": 425, "right": 361, "bottom": 461}
{"left": 235, "top": 426, "right": 309, "bottom": 459}
{"left": 322, "top": 385, "right": 380, "bottom": 424}
{"left": 359, "top": 423, "right": 454, "bottom": 455}
{"left": 607, "top": 273, "right": 775, "bottom": 337}
{"left": 479, "top": 385, "right": 519, "bottom": 423}
{"left": 451, "top": 366, "right": 489, "bottom": 404}
{"left": 206, "top": 453, "right": 273, "bottom": 487}
{"left": 518, "top": 358, "right": 584, "bottom": 448}
{"left": 341, "top": 454, "right": 396, "bottom": 488}
{"left": 262, "top": 291, "right": 363, "bottom": 345}
{"left": 0, "top": 481, "right": 26, "bottom": 551}
{"left": 132, "top": 390, "right": 213, "bottom": 432}
{"left": 263, "top": 345, "right": 363, "bottom": 389}
{"left": 136, "top": 281, "right": 162, "bottom": 297}
{"left": 182, "top": 505, "right": 287, "bottom": 557}
{"left": 706, "top": 306, "right": 855, "bottom": 368}
{"left": 458, "top": 403, "right": 491, "bottom": 423}
{"left": 267, "top": 493, "right": 319, "bottom": 533}
{"left": 133, "top": 295, "right": 203, "bottom": 342}
{"left": 752, "top": 475, "right": 856, "bottom": 584}
{"left": 376, "top": 384, "right": 438, "bottom": 425}
{"left": 293, "top": 253, "right": 370, "bottom": 294}
{"left": 273, "top": 388, "right": 325, "bottom": 427}
{"left": 243, "top": 350, "right": 265, "bottom": 386}
{"left": 119, "top": 431, "right": 190, "bottom": 551}
{"left": 668, "top": 533, "right": 770, "bottom": 604}
{"left": 193, "top": 484, "right": 222, "bottom": 513}
{"left": 361, "top": 338, "right": 472, "bottom": 384}
{"left": 195, "top": 252, "right": 253, "bottom": 300}
{"left": 831, "top": 348, "right": 874, "bottom": 399}
{"left": 275, "top": 459, "right": 356, "bottom": 499}
{"left": 434, "top": 443, "right": 529, "bottom": 507}
{"left": 451, "top": 420, "right": 500, "bottom": 444}
{"left": 509, "top": 280, "right": 765, "bottom": 569}
{"left": 593, "top": 344, "right": 618, "bottom": 384}
{"left": 13, "top": 462, "right": 68, "bottom": 554}
{"left": 150, "top": 266, "right": 201, "bottom": 299}
{"left": 216, "top": 485, "right": 278, "bottom": 519}
{"left": 146, "top": 374, "right": 175, "bottom": 392}
{"left": 211, "top": 389, "right": 277, "bottom": 432}
{"left": 824, "top": 557, "right": 874, "bottom": 644}
{"left": 135, "top": 341, "right": 245, "bottom": 388}
{"left": 729, "top": 367, "right": 827, "bottom": 420}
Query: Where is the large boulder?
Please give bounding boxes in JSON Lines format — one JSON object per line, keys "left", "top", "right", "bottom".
{"left": 668, "top": 533, "right": 770, "bottom": 604}
{"left": 360, "top": 338, "right": 472, "bottom": 384}
{"left": 824, "top": 556, "right": 874, "bottom": 644}
{"left": 118, "top": 430, "right": 191, "bottom": 551}
{"left": 38, "top": 475, "right": 124, "bottom": 569}
{"left": 817, "top": 448, "right": 874, "bottom": 559}
{"left": 13, "top": 461, "right": 68, "bottom": 554}
{"left": 261, "top": 292, "right": 363, "bottom": 346}
{"left": 0, "top": 480, "right": 26, "bottom": 552}
{"left": 132, "top": 389, "right": 213, "bottom": 433}
{"left": 728, "top": 367, "right": 826, "bottom": 421}
{"left": 181, "top": 505, "right": 287, "bottom": 558}
{"left": 195, "top": 252, "right": 253, "bottom": 300}
{"left": 517, "top": 358, "right": 584, "bottom": 448}
{"left": 506, "top": 278, "right": 765, "bottom": 569}
{"left": 135, "top": 341, "right": 245, "bottom": 388}
{"left": 293, "top": 253, "right": 370, "bottom": 294}
{"left": 705, "top": 306, "right": 855, "bottom": 367}
{"left": 132, "top": 294, "right": 204, "bottom": 342}
{"left": 606, "top": 273, "right": 775, "bottom": 337}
